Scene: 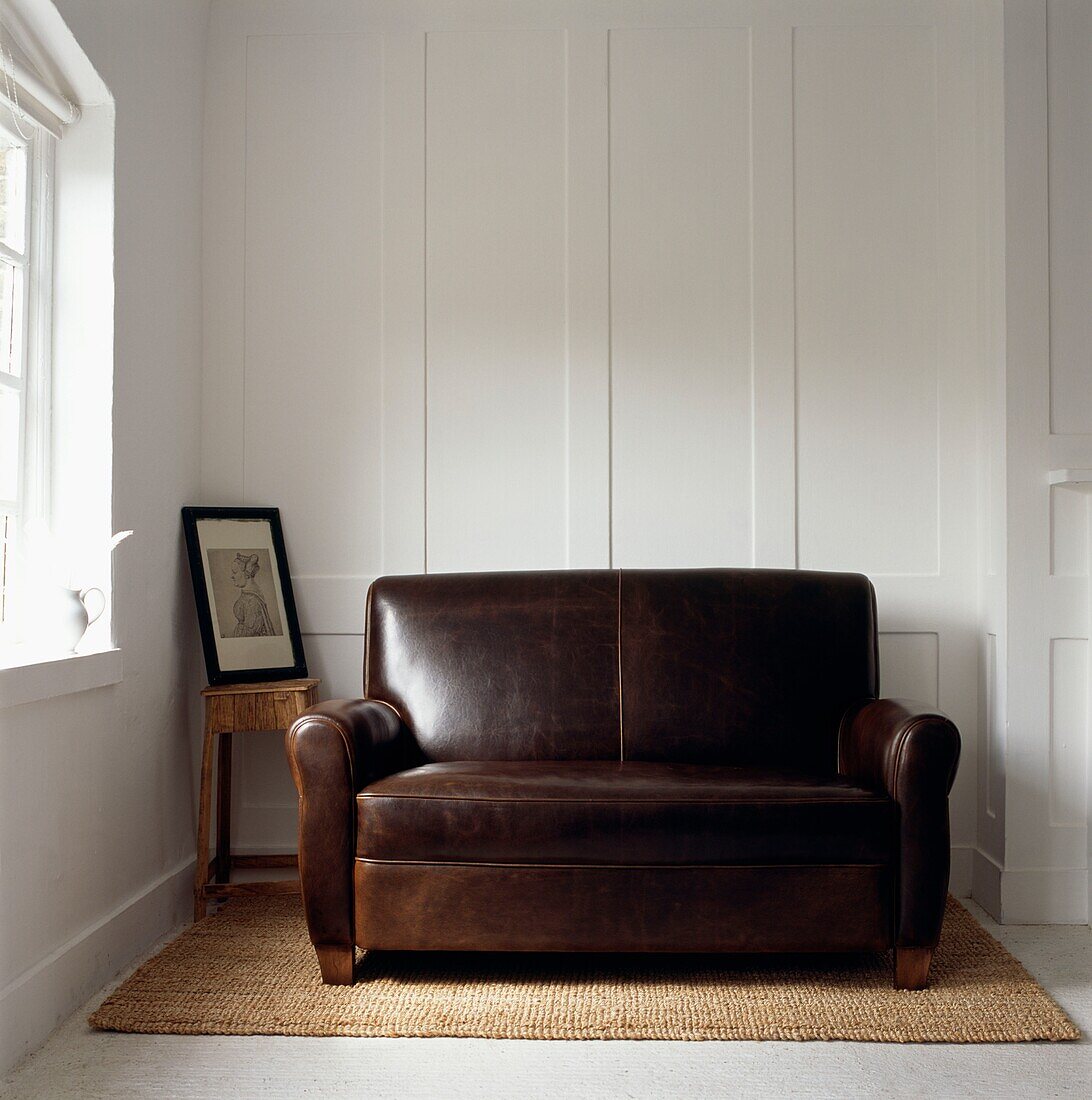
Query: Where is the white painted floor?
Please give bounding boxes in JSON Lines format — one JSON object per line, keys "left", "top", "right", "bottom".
{"left": 2, "top": 901, "right": 1090, "bottom": 1100}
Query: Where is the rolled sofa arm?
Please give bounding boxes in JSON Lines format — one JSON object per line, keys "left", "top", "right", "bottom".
{"left": 838, "top": 698, "right": 961, "bottom": 949}
{"left": 285, "top": 698, "right": 408, "bottom": 981}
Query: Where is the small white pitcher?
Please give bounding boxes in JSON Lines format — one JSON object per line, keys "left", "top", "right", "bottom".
{"left": 53, "top": 585, "right": 106, "bottom": 653}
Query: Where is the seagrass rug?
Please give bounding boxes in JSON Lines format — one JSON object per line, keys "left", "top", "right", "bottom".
{"left": 88, "top": 896, "right": 1078, "bottom": 1043}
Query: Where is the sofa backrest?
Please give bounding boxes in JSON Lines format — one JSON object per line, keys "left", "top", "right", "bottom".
{"left": 365, "top": 568, "right": 877, "bottom": 771}
{"left": 619, "top": 570, "right": 877, "bottom": 772}
{"left": 365, "top": 571, "right": 621, "bottom": 761}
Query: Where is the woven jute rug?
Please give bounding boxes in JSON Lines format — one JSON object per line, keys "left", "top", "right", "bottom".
{"left": 88, "top": 895, "right": 1078, "bottom": 1043}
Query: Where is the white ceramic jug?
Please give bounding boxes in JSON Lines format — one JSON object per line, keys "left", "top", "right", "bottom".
{"left": 53, "top": 586, "right": 105, "bottom": 653}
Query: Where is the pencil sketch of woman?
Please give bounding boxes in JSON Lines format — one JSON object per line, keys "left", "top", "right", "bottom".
{"left": 229, "top": 552, "right": 276, "bottom": 637}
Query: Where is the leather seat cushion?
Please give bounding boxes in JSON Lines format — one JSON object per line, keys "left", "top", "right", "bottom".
{"left": 356, "top": 761, "right": 894, "bottom": 866}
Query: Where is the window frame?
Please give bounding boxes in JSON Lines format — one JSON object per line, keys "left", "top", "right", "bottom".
{"left": 0, "top": 99, "right": 55, "bottom": 644}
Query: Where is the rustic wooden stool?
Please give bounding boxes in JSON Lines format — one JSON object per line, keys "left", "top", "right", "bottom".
{"left": 194, "top": 678, "right": 320, "bottom": 921}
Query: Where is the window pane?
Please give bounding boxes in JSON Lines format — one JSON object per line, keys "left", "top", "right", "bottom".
{"left": 0, "top": 261, "right": 23, "bottom": 377}
{"left": 0, "top": 386, "right": 20, "bottom": 502}
{"left": 0, "top": 133, "right": 27, "bottom": 253}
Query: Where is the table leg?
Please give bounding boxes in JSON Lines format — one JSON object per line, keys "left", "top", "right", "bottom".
{"left": 194, "top": 721, "right": 215, "bottom": 922}
{"left": 216, "top": 730, "right": 233, "bottom": 885}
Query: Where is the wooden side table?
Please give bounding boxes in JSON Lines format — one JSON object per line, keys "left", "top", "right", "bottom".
{"left": 194, "top": 678, "right": 320, "bottom": 921}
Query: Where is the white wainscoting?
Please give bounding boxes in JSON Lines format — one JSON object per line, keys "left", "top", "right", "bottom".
{"left": 609, "top": 27, "right": 754, "bottom": 568}
{"left": 1046, "top": 0, "right": 1092, "bottom": 436}
{"left": 426, "top": 30, "right": 570, "bottom": 572}
{"left": 203, "top": 1, "right": 981, "bottom": 867}
{"left": 1045, "top": 0, "right": 1092, "bottom": 928}
{"left": 972, "top": 0, "right": 1092, "bottom": 924}
{"left": 794, "top": 24, "right": 940, "bottom": 577}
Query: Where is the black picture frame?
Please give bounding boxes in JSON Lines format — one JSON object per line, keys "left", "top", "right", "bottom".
{"left": 181, "top": 506, "right": 308, "bottom": 685}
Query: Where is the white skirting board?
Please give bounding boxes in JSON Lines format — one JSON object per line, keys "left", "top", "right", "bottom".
{"left": 0, "top": 857, "right": 194, "bottom": 1076}
{"left": 971, "top": 847, "right": 1089, "bottom": 925}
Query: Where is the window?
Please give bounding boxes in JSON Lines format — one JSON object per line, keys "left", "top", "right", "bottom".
{"left": 0, "top": 98, "right": 53, "bottom": 643}
{"left": 0, "top": 18, "right": 118, "bottom": 700}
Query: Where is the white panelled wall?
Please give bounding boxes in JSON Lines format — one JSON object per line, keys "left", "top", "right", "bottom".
{"left": 973, "top": 0, "right": 1092, "bottom": 923}
{"left": 201, "top": 0, "right": 1091, "bottom": 922}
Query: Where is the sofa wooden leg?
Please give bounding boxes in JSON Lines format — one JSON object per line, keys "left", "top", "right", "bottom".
{"left": 315, "top": 944, "right": 354, "bottom": 985}
{"left": 894, "top": 946, "right": 933, "bottom": 990}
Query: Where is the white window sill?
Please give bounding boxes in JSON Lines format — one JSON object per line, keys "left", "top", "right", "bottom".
{"left": 0, "top": 647, "right": 122, "bottom": 709}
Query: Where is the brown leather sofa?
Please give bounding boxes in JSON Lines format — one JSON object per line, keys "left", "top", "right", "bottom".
{"left": 286, "top": 569, "right": 960, "bottom": 989}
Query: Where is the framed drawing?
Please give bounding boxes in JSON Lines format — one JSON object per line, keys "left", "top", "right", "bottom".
{"left": 181, "top": 506, "right": 307, "bottom": 685}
